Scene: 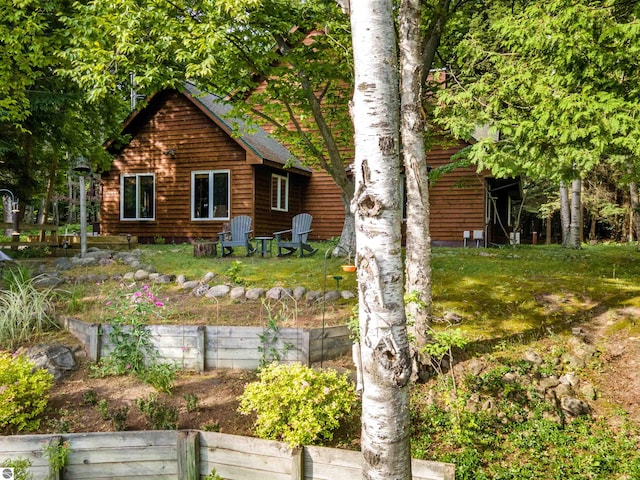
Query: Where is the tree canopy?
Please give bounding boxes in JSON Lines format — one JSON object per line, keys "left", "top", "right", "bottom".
{"left": 435, "top": 0, "right": 640, "bottom": 183}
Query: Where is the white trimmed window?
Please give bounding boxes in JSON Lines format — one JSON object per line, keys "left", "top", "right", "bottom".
{"left": 192, "top": 170, "right": 230, "bottom": 220}
{"left": 121, "top": 173, "right": 155, "bottom": 220}
{"left": 271, "top": 173, "right": 289, "bottom": 212}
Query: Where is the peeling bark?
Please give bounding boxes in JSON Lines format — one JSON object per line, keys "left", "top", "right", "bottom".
{"left": 350, "top": 0, "right": 413, "bottom": 478}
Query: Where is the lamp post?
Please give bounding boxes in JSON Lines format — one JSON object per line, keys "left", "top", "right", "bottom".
{"left": 73, "top": 157, "right": 91, "bottom": 257}
{"left": 0, "top": 189, "right": 20, "bottom": 241}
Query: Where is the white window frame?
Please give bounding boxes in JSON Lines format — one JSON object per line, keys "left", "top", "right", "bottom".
{"left": 271, "top": 173, "right": 289, "bottom": 212}
{"left": 120, "top": 173, "right": 156, "bottom": 221}
{"left": 191, "top": 170, "right": 230, "bottom": 221}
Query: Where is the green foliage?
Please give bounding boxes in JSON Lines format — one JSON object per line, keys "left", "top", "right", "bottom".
{"left": 0, "top": 267, "right": 59, "bottom": 349}
{"left": 43, "top": 440, "right": 70, "bottom": 477}
{"left": 0, "top": 353, "right": 53, "bottom": 433}
{"left": 238, "top": 363, "right": 357, "bottom": 447}
{"left": 435, "top": 0, "right": 640, "bottom": 182}
{"left": 93, "top": 397, "right": 129, "bottom": 430}
{"left": 136, "top": 394, "right": 178, "bottom": 430}
{"left": 0, "top": 458, "right": 33, "bottom": 480}
{"left": 183, "top": 393, "right": 199, "bottom": 413}
{"left": 257, "top": 300, "right": 295, "bottom": 367}
{"left": 82, "top": 389, "right": 98, "bottom": 406}
{"left": 203, "top": 469, "right": 223, "bottom": 480}
{"left": 91, "top": 285, "right": 176, "bottom": 393}
{"left": 201, "top": 420, "right": 220, "bottom": 432}
{"left": 224, "top": 260, "right": 245, "bottom": 285}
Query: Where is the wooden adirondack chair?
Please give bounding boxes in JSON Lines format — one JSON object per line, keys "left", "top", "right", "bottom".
{"left": 273, "top": 213, "right": 318, "bottom": 257}
{"left": 218, "top": 216, "right": 256, "bottom": 257}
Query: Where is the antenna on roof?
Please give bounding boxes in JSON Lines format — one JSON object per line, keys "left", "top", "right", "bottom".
{"left": 129, "top": 73, "right": 145, "bottom": 111}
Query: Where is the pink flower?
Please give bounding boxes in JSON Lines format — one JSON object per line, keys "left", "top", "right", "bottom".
{"left": 154, "top": 301, "right": 164, "bottom": 307}
{"left": 105, "top": 301, "right": 112, "bottom": 306}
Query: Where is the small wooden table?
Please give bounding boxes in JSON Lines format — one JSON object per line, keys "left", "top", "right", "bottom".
{"left": 254, "top": 236, "right": 273, "bottom": 257}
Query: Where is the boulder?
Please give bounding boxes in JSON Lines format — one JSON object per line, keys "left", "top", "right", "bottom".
{"left": 24, "top": 344, "right": 76, "bottom": 381}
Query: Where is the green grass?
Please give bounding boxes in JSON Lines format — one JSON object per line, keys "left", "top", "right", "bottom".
{"left": 432, "top": 243, "right": 640, "bottom": 344}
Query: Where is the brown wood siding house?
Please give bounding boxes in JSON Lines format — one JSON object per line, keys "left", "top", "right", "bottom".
{"left": 102, "top": 86, "right": 311, "bottom": 243}
{"left": 102, "top": 85, "right": 518, "bottom": 246}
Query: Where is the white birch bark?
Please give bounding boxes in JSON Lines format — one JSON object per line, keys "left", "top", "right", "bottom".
{"left": 349, "top": 1, "right": 413, "bottom": 478}
{"left": 569, "top": 177, "right": 582, "bottom": 249}
{"left": 560, "top": 181, "right": 570, "bottom": 247}
{"left": 400, "top": 0, "right": 432, "bottom": 361}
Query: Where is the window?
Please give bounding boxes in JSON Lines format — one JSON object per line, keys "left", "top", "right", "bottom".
{"left": 121, "top": 174, "right": 155, "bottom": 220}
{"left": 191, "top": 170, "right": 230, "bottom": 220}
{"left": 271, "top": 173, "right": 289, "bottom": 212}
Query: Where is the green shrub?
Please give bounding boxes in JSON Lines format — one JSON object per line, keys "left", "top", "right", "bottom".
{"left": 136, "top": 394, "right": 178, "bottom": 430}
{"left": 0, "top": 353, "right": 54, "bottom": 433}
{"left": 0, "top": 267, "right": 58, "bottom": 349}
{"left": 238, "top": 362, "right": 357, "bottom": 447}
{"left": 0, "top": 458, "right": 33, "bottom": 480}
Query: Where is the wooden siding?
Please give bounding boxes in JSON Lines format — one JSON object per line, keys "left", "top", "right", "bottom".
{"left": 428, "top": 140, "right": 487, "bottom": 245}
{"left": 101, "top": 91, "right": 256, "bottom": 242}
{"left": 253, "top": 165, "right": 309, "bottom": 237}
{"left": 302, "top": 168, "right": 347, "bottom": 241}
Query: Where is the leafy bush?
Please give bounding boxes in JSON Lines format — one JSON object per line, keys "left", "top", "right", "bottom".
{"left": 0, "top": 267, "right": 58, "bottom": 349}
{"left": 136, "top": 394, "right": 178, "bottom": 430}
{"left": 238, "top": 363, "right": 357, "bottom": 447}
{"left": 0, "top": 458, "right": 33, "bottom": 480}
{"left": 91, "top": 285, "right": 176, "bottom": 393}
{"left": 0, "top": 353, "right": 54, "bottom": 433}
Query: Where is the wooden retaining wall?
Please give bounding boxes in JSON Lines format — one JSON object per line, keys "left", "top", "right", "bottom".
{"left": 0, "top": 431, "right": 455, "bottom": 480}
{"left": 62, "top": 318, "right": 352, "bottom": 370}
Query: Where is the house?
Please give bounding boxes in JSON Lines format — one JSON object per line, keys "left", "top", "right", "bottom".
{"left": 101, "top": 84, "right": 520, "bottom": 246}
{"left": 101, "top": 84, "right": 317, "bottom": 243}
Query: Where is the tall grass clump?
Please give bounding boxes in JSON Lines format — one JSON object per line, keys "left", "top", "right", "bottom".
{"left": 0, "top": 266, "right": 59, "bottom": 350}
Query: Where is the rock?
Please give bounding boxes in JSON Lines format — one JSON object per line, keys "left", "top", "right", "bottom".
{"left": 538, "top": 376, "right": 560, "bottom": 392}
{"left": 134, "top": 269, "right": 150, "bottom": 281}
{"left": 23, "top": 344, "right": 76, "bottom": 381}
{"left": 71, "top": 256, "right": 98, "bottom": 267}
{"left": 154, "top": 274, "right": 175, "bottom": 284}
{"left": 293, "top": 286, "right": 306, "bottom": 300}
{"left": 123, "top": 272, "right": 135, "bottom": 281}
{"left": 305, "top": 290, "right": 323, "bottom": 303}
{"left": 266, "top": 286, "right": 290, "bottom": 300}
{"left": 466, "top": 358, "right": 486, "bottom": 376}
{"left": 323, "top": 290, "right": 342, "bottom": 302}
{"left": 33, "top": 273, "right": 64, "bottom": 288}
{"left": 176, "top": 274, "right": 186, "bottom": 285}
{"left": 192, "top": 285, "right": 210, "bottom": 297}
{"left": 245, "top": 288, "right": 266, "bottom": 301}
{"left": 53, "top": 257, "right": 73, "bottom": 270}
{"left": 554, "top": 383, "right": 574, "bottom": 398}
{"left": 581, "top": 382, "right": 597, "bottom": 401}
{"left": 181, "top": 280, "right": 200, "bottom": 290}
{"left": 341, "top": 290, "right": 356, "bottom": 300}
{"left": 524, "top": 350, "right": 543, "bottom": 365}
{"left": 230, "top": 286, "right": 246, "bottom": 300}
{"left": 563, "top": 354, "right": 586, "bottom": 369}
{"left": 560, "top": 397, "right": 590, "bottom": 417}
{"left": 206, "top": 284, "right": 231, "bottom": 298}
{"left": 203, "top": 272, "right": 217, "bottom": 283}
{"left": 559, "top": 372, "right": 580, "bottom": 387}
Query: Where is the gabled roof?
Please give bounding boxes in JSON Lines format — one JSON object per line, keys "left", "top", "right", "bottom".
{"left": 110, "top": 83, "right": 311, "bottom": 176}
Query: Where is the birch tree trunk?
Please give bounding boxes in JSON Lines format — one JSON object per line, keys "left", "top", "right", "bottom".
{"left": 630, "top": 181, "right": 640, "bottom": 252}
{"left": 350, "top": 0, "right": 413, "bottom": 478}
{"left": 560, "top": 181, "right": 570, "bottom": 247}
{"left": 399, "top": 0, "right": 432, "bottom": 371}
{"left": 569, "top": 177, "right": 582, "bottom": 249}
